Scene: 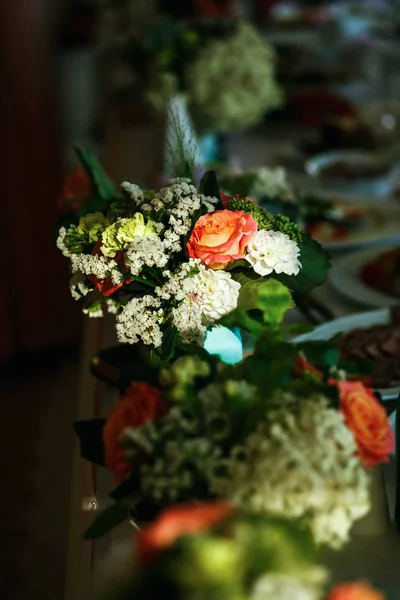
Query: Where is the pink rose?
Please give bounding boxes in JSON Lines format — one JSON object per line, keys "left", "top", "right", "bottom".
{"left": 187, "top": 209, "right": 258, "bottom": 269}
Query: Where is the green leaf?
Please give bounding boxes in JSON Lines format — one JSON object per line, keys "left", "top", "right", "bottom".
{"left": 297, "top": 340, "right": 340, "bottom": 368}
{"left": 199, "top": 171, "right": 223, "bottom": 209}
{"left": 274, "top": 234, "right": 331, "bottom": 294}
{"left": 84, "top": 497, "right": 135, "bottom": 540}
{"left": 74, "top": 144, "right": 116, "bottom": 203}
{"left": 258, "top": 279, "right": 294, "bottom": 325}
{"left": 231, "top": 272, "right": 294, "bottom": 324}
{"left": 161, "top": 324, "right": 179, "bottom": 361}
{"left": 73, "top": 419, "right": 106, "bottom": 466}
{"left": 220, "top": 309, "right": 264, "bottom": 338}
{"left": 232, "top": 270, "right": 270, "bottom": 311}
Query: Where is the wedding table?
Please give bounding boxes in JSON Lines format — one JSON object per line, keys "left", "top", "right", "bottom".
{"left": 65, "top": 124, "right": 400, "bottom": 599}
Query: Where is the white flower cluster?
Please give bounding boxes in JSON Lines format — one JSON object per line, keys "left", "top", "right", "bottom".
{"left": 124, "top": 235, "right": 168, "bottom": 275}
{"left": 71, "top": 254, "right": 118, "bottom": 280}
{"left": 122, "top": 405, "right": 222, "bottom": 503}
{"left": 210, "top": 394, "right": 370, "bottom": 548}
{"left": 69, "top": 272, "right": 92, "bottom": 301}
{"left": 251, "top": 574, "right": 323, "bottom": 600}
{"left": 56, "top": 226, "right": 73, "bottom": 257}
{"left": 251, "top": 167, "right": 293, "bottom": 202}
{"left": 116, "top": 295, "right": 164, "bottom": 347}
{"left": 246, "top": 231, "right": 301, "bottom": 277}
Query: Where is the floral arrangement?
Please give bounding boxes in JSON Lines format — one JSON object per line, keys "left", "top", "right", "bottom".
{"left": 74, "top": 311, "right": 393, "bottom": 547}
{"left": 97, "top": 502, "right": 387, "bottom": 600}
{"left": 220, "top": 166, "right": 294, "bottom": 204}
{"left": 56, "top": 146, "right": 329, "bottom": 363}
{"left": 98, "top": 4, "right": 282, "bottom": 133}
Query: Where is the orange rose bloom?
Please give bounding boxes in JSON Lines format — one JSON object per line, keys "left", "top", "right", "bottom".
{"left": 103, "top": 382, "right": 168, "bottom": 481}
{"left": 88, "top": 240, "right": 132, "bottom": 297}
{"left": 58, "top": 166, "right": 91, "bottom": 213}
{"left": 187, "top": 209, "right": 257, "bottom": 269}
{"left": 138, "top": 502, "right": 234, "bottom": 564}
{"left": 294, "top": 353, "right": 323, "bottom": 379}
{"left": 337, "top": 381, "right": 394, "bottom": 468}
{"left": 328, "top": 582, "right": 386, "bottom": 600}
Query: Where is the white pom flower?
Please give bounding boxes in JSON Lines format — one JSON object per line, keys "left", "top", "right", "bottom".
{"left": 246, "top": 230, "right": 301, "bottom": 277}
{"left": 191, "top": 269, "right": 240, "bottom": 321}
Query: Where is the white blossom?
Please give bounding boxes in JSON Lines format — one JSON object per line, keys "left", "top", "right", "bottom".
{"left": 120, "top": 181, "right": 144, "bottom": 205}
{"left": 83, "top": 305, "right": 104, "bottom": 318}
{"left": 246, "top": 230, "right": 301, "bottom": 277}
{"left": 190, "top": 269, "right": 240, "bottom": 321}
{"left": 71, "top": 254, "right": 117, "bottom": 279}
{"left": 116, "top": 295, "right": 164, "bottom": 347}
{"left": 106, "top": 298, "right": 120, "bottom": 315}
{"left": 251, "top": 574, "right": 324, "bottom": 600}
{"left": 210, "top": 394, "right": 370, "bottom": 548}
{"left": 124, "top": 235, "right": 168, "bottom": 276}
{"left": 69, "top": 271, "right": 92, "bottom": 300}
{"left": 251, "top": 166, "right": 293, "bottom": 201}
{"left": 56, "top": 227, "right": 72, "bottom": 257}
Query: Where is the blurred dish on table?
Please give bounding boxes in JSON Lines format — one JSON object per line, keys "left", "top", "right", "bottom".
{"left": 305, "top": 150, "right": 400, "bottom": 196}
{"left": 331, "top": 245, "right": 400, "bottom": 308}
{"left": 295, "top": 308, "right": 400, "bottom": 401}
{"left": 300, "top": 197, "right": 396, "bottom": 251}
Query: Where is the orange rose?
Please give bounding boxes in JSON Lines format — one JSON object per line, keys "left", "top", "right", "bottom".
{"left": 138, "top": 502, "right": 234, "bottom": 564}
{"left": 328, "top": 582, "right": 386, "bottom": 600}
{"left": 103, "top": 382, "right": 168, "bottom": 481}
{"left": 336, "top": 381, "right": 394, "bottom": 468}
{"left": 58, "top": 166, "right": 91, "bottom": 213}
{"left": 88, "top": 240, "right": 132, "bottom": 297}
{"left": 187, "top": 209, "right": 257, "bottom": 269}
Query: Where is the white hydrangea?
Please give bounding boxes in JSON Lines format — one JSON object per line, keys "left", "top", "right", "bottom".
{"left": 71, "top": 254, "right": 117, "bottom": 279}
{"left": 56, "top": 227, "right": 72, "bottom": 257}
{"left": 124, "top": 235, "right": 168, "bottom": 276}
{"left": 246, "top": 230, "right": 301, "bottom": 277}
{"left": 69, "top": 271, "right": 92, "bottom": 301}
{"left": 210, "top": 394, "right": 370, "bottom": 548}
{"left": 251, "top": 574, "right": 323, "bottom": 600}
{"left": 116, "top": 295, "right": 164, "bottom": 347}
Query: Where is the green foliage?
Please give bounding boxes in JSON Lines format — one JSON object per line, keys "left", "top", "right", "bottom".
{"left": 220, "top": 172, "right": 257, "bottom": 198}
{"left": 73, "top": 419, "right": 106, "bottom": 466}
{"left": 199, "top": 171, "right": 223, "bottom": 210}
{"left": 227, "top": 198, "right": 302, "bottom": 243}
{"left": 84, "top": 496, "right": 138, "bottom": 540}
{"left": 274, "top": 234, "right": 331, "bottom": 294}
{"left": 74, "top": 144, "right": 117, "bottom": 207}
{"left": 231, "top": 272, "right": 293, "bottom": 325}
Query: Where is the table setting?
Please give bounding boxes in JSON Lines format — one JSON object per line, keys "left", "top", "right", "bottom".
{"left": 59, "top": 3, "right": 400, "bottom": 599}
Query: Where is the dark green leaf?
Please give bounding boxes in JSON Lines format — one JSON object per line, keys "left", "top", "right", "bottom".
{"left": 219, "top": 309, "right": 263, "bottom": 338}
{"left": 74, "top": 144, "right": 116, "bottom": 202}
{"left": 84, "top": 497, "right": 134, "bottom": 540}
{"left": 161, "top": 325, "right": 178, "bottom": 361}
{"left": 73, "top": 419, "right": 106, "bottom": 466}
{"left": 297, "top": 341, "right": 340, "bottom": 368}
{"left": 274, "top": 234, "right": 331, "bottom": 294}
{"left": 199, "top": 171, "right": 223, "bottom": 209}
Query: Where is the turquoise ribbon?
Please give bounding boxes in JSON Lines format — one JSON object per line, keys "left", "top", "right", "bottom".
{"left": 203, "top": 326, "right": 243, "bottom": 365}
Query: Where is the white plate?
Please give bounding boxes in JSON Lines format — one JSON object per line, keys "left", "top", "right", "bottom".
{"left": 294, "top": 308, "right": 399, "bottom": 401}
{"left": 330, "top": 245, "right": 400, "bottom": 308}
{"left": 317, "top": 204, "right": 400, "bottom": 251}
